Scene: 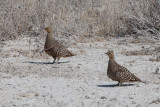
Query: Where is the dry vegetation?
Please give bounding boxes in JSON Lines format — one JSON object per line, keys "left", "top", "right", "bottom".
{"left": 0, "top": 0, "right": 160, "bottom": 58}
{"left": 121, "top": 44, "right": 160, "bottom": 61}
{"left": 0, "top": 0, "right": 159, "bottom": 41}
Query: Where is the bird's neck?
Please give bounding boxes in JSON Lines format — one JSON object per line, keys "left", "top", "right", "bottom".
{"left": 109, "top": 58, "right": 115, "bottom": 65}
{"left": 44, "top": 32, "right": 55, "bottom": 50}
{"left": 108, "top": 58, "right": 116, "bottom": 68}
{"left": 109, "top": 56, "right": 115, "bottom": 60}
{"left": 46, "top": 32, "right": 54, "bottom": 41}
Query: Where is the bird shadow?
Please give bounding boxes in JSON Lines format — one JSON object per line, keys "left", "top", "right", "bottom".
{"left": 97, "top": 84, "right": 135, "bottom": 87}
{"left": 56, "top": 61, "right": 70, "bottom": 64}
{"left": 23, "top": 61, "right": 69, "bottom": 65}
{"left": 23, "top": 61, "right": 53, "bottom": 65}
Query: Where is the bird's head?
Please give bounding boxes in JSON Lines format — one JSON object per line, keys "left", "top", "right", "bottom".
{"left": 105, "top": 50, "right": 114, "bottom": 59}
{"left": 44, "top": 27, "right": 52, "bottom": 33}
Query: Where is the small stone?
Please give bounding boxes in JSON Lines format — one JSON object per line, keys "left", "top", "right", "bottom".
{"left": 110, "top": 98, "right": 117, "bottom": 101}
{"left": 155, "top": 66, "right": 160, "bottom": 75}
{"left": 100, "top": 96, "right": 107, "bottom": 99}
{"left": 85, "top": 95, "right": 90, "bottom": 99}
{"left": 35, "top": 93, "right": 39, "bottom": 97}
{"left": 132, "top": 101, "right": 136, "bottom": 104}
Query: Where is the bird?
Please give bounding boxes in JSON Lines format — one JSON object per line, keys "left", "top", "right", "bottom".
{"left": 105, "top": 50, "right": 141, "bottom": 86}
{"left": 44, "top": 27, "right": 74, "bottom": 63}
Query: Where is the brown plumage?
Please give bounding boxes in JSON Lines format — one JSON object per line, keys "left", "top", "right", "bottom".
{"left": 44, "top": 27, "right": 74, "bottom": 63}
{"left": 105, "top": 50, "right": 141, "bottom": 86}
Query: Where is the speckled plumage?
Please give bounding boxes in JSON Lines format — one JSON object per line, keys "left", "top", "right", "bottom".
{"left": 44, "top": 27, "right": 74, "bottom": 63}
{"left": 106, "top": 50, "right": 141, "bottom": 86}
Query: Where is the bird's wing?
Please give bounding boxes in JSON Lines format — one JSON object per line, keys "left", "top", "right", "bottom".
{"left": 44, "top": 39, "right": 65, "bottom": 51}
{"left": 114, "top": 64, "right": 140, "bottom": 81}
{"left": 54, "top": 40, "right": 65, "bottom": 48}
{"left": 44, "top": 44, "right": 54, "bottom": 51}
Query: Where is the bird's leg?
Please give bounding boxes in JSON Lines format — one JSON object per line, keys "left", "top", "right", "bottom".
{"left": 53, "top": 57, "right": 56, "bottom": 63}
{"left": 56, "top": 56, "right": 61, "bottom": 63}
{"left": 117, "top": 82, "right": 122, "bottom": 86}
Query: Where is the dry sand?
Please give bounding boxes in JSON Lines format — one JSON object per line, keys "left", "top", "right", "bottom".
{"left": 0, "top": 36, "right": 160, "bottom": 107}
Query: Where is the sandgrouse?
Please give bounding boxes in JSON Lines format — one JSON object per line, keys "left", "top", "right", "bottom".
{"left": 44, "top": 27, "right": 74, "bottom": 63}
{"left": 105, "top": 50, "right": 141, "bottom": 86}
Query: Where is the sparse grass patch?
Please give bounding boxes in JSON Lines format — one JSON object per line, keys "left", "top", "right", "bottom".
{"left": 122, "top": 49, "right": 153, "bottom": 56}
{"left": 122, "top": 46, "right": 160, "bottom": 56}
{"left": 150, "top": 98, "right": 160, "bottom": 104}
{"left": 149, "top": 56, "right": 160, "bottom": 62}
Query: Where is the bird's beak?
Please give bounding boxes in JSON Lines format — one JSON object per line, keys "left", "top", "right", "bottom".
{"left": 105, "top": 52, "right": 108, "bottom": 55}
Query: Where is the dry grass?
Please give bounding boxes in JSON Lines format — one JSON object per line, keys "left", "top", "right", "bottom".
{"left": 122, "top": 46, "right": 160, "bottom": 62}
{"left": 0, "top": 0, "right": 159, "bottom": 40}
{"left": 122, "top": 46, "right": 160, "bottom": 57}
{"left": 122, "top": 49, "right": 153, "bottom": 56}
{"left": 130, "top": 38, "right": 157, "bottom": 44}
{"left": 0, "top": 0, "right": 159, "bottom": 57}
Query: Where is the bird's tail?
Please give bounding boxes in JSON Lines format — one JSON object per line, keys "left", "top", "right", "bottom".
{"left": 130, "top": 75, "right": 141, "bottom": 82}
{"left": 69, "top": 52, "right": 75, "bottom": 56}
{"left": 65, "top": 51, "right": 75, "bottom": 57}
{"left": 135, "top": 76, "right": 141, "bottom": 82}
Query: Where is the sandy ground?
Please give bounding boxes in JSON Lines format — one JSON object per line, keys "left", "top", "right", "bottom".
{"left": 0, "top": 36, "right": 160, "bottom": 107}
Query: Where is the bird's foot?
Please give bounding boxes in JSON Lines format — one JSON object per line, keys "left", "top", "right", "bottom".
{"left": 117, "top": 82, "right": 122, "bottom": 86}
{"left": 56, "top": 62, "right": 60, "bottom": 64}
